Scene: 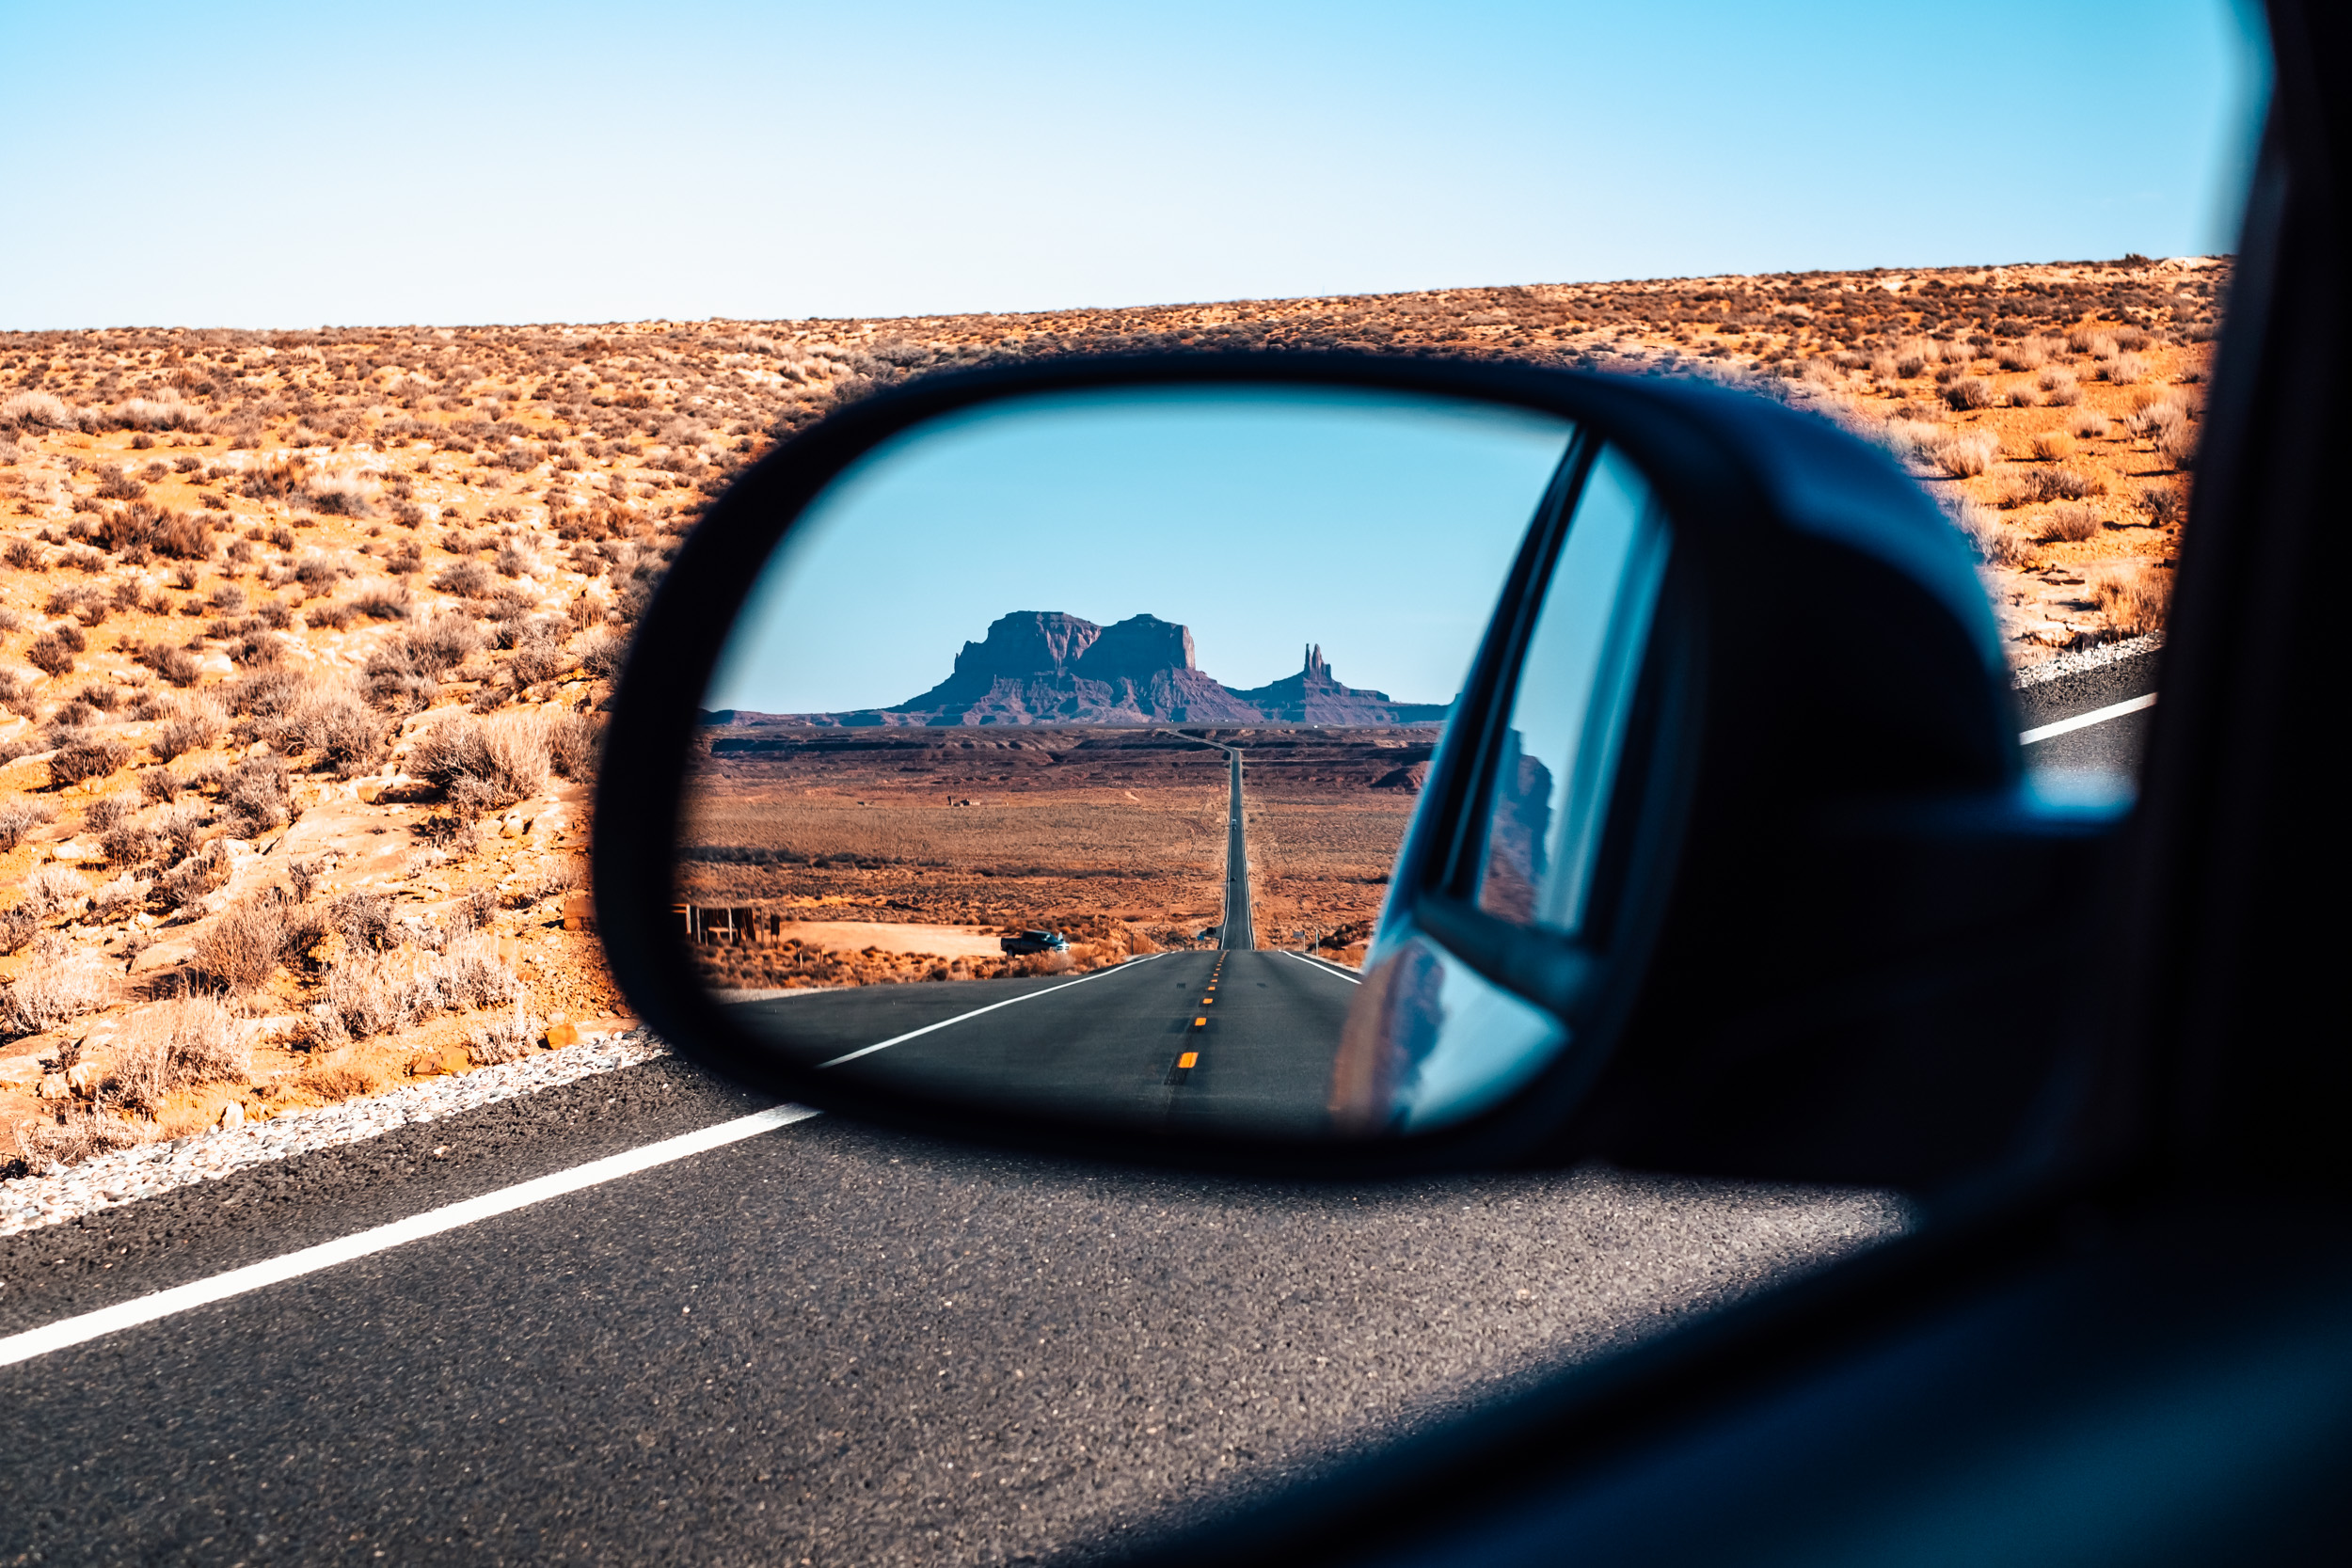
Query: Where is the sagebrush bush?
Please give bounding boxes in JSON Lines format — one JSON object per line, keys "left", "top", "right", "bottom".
{"left": 191, "top": 895, "right": 297, "bottom": 991}
{"left": 2068, "top": 409, "right": 2110, "bottom": 440}
{"left": 2039, "top": 503, "right": 2104, "bottom": 543}
{"left": 1931, "top": 432, "right": 1998, "bottom": 478}
{"left": 0, "top": 800, "right": 56, "bottom": 852}
{"left": 1, "top": 933, "right": 112, "bottom": 1037}
{"left": 411, "top": 712, "right": 548, "bottom": 811}
{"left": 1943, "top": 377, "right": 1994, "bottom": 411}
{"left": 2092, "top": 562, "right": 2170, "bottom": 635}
{"left": 469, "top": 1006, "right": 544, "bottom": 1065}
{"left": 152, "top": 701, "right": 224, "bottom": 761}
{"left": 104, "top": 996, "right": 246, "bottom": 1116}
{"left": 2030, "top": 431, "right": 2076, "bottom": 462}
{"left": 2102, "top": 352, "right": 2148, "bottom": 385}
{"left": 48, "top": 734, "right": 131, "bottom": 786}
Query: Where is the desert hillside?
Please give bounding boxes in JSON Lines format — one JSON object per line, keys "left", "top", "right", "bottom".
{"left": 0, "top": 255, "right": 2217, "bottom": 1172}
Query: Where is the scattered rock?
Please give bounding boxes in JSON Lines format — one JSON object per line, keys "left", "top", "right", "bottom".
{"left": 218, "top": 1101, "right": 244, "bottom": 1129}
{"left": 36, "top": 1073, "right": 67, "bottom": 1101}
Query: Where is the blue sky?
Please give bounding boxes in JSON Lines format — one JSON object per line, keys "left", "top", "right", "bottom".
{"left": 705, "top": 388, "right": 1575, "bottom": 712}
{"left": 0, "top": 2, "right": 2266, "bottom": 330}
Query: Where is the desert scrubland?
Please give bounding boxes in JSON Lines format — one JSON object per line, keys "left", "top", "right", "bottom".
{"left": 0, "top": 255, "right": 2216, "bottom": 1171}
{"left": 677, "top": 727, "right": 1427, "bottom": 990}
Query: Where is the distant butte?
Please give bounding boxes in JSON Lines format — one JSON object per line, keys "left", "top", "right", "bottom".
{"left": 707, "top": 612, "right": 1451, "bottom": 727}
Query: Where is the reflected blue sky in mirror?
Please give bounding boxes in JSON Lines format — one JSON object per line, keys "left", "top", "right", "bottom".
{"left": 707, "top": 388, "right": 1573, "bottom": 715}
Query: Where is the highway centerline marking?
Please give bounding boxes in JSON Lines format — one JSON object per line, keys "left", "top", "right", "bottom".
{"left": 814, "top": 954, "right": 1166, "bottom": 1069}
{"left": 2019, "top": 690, "right": 2156, "bottom": 746}
{"left": 0, "top": 1102, "right": 823, "bottom": 1370}
{"left": 1282, "top": 951, "right": 1364, "bottom": 985}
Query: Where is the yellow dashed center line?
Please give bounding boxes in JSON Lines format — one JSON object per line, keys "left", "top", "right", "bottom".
{"left": 1177, "top": 1052, "right": 1199, "bottom": 1069}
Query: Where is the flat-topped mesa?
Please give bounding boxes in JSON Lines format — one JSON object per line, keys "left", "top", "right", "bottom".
{"left": 723, "top": 611, "right": 1448, "bottom": 727}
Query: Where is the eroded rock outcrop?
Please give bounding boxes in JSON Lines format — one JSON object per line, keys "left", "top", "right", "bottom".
{"left": 730, "top": 614, "right": 1446, "bottom": 727}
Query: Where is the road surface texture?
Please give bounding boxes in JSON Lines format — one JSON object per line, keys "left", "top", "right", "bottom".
{"left": 0, "top": 1058, "right": 1906, "bottom": 1566}
{"left": 2015, "top": 636, "right": 2160, "bottom": 782}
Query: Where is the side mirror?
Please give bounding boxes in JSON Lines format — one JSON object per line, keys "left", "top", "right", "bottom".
{"left": 596, "top": 356, "right": 2122, "bottom": 1187}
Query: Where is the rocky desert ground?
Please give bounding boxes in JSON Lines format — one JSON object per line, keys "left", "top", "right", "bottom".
{"left": 0, "top": 254, "right": 2215, "bottom": 1176}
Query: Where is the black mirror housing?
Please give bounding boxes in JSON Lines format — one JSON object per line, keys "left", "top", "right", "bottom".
{"left": 595, "top": 354, "right": 2121, "bottom": 1190}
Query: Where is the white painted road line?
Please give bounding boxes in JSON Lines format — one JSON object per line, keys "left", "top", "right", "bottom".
{"left": 0, "top": 1103, "right": 823, "bottom": 1370}
{"left": 2020, "top": 690, "right": 2157, "bottom": 746}
{"left": 814, "top": 954, "right": 1166, "bottom": 1069}
{"left": 1282, "top": 951, "right": 1363, "bottom": 985}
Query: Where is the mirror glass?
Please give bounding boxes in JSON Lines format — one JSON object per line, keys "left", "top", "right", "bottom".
{"left": 679, "top": 386, "right": 1640, "bottom": 1138}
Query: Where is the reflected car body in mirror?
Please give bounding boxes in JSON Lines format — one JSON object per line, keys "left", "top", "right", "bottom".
{"left": 596, "top": 353, "right": 2123, "bottom": 1182}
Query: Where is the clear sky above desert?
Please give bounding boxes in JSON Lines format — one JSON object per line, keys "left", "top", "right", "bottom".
{"left": 0, "top": 1, "right": 2266, "bottom": 331}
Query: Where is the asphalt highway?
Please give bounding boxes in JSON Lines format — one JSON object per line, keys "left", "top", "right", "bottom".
{"left": 729, "top": 951, "right": 1354, "bottom": 1136}
{"left": 0, "top": 1055, "right": 1907, "bottom": 1566}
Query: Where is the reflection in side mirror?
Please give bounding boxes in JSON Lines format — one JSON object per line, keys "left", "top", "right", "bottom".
{"left": 669, "top": 386, "right": 1669, "bottom": 1140}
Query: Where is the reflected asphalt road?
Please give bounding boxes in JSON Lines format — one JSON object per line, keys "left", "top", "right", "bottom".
{"left": 1221, "top": 745, "right": 1255, "bottom": 950}
{"left": 730, "top": 950, "right": 1355, "bottom": 1136}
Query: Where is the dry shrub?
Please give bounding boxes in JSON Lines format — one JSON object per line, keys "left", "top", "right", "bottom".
{"left": 1943, "top": 377, "right": 1994, "bottom": 411}
{"left": 412, "top": 712, "right": 548, "bottom": 811}
{"left": 2029, "top": 431, "right": 2076, "bottom": 462}
{"left": 50, "top": 737, "right": 133, "bottom": 790}
{"left": 2005, "top": 384, "right": 2039, "bottom": 408}
{"left": 2101, "top": 352, "right": 2148, "bottom": 385}
{"left": 2039, "top": 503, "right": 2104, "bottom": 543}
{"left": 157, "top": 841, "right": 231, "bottom": 911}
{"left": 103, "top": 995, "right": 246, "bottom": 1115}
{"left": 293, "top": 1063, "right": 376, "bottom": 1103}
{"left": 151, "top": 701, "right": 224, "bottom": 761}
{"left": 2153, "top": 409, "right": 2199, "bottom": 470}
{"left": 267, "top": 683, "right": 385, "bottom": 777}
{"left": 1931, "top": 432, "right": 1998, "bottom": 478}
{"left": 2093, "top": 563, "right": 2172, "bottom": 635}
{"left": 469, "top": 1006, "right": 544, "bottom": 1065}
{"left": 308, "top": 933, "right": 522, "bottom": 1044}
{"left": 365, "top": 612, "right": 480, "bottom": 710}
{"left": 0, "top": 799, "right": 56, "bottom": 851}
{"left": 85, "top": 794, "right": 135, "bottom": 832}
{"left": 1951, "top": 500, "right": 2028, "bottom": 566}
{"left": 27, "top": 629, "right": 77, "bottom": 676}
{"left": 299, "top": 474, "right": 375, "bottom": 518}
{"left": 219, "top": 755, "right": 294, "bottom": 835}
{"left": 140, "top": 767, "right": 183, "bottom": 804}
{"left": 1995, "top": 341, "right": 2041, "bottom": 372}
{"left": 2040, "top": 466, "right": 2107, "bottom": 502}
{"left": 100, "top": 821, "right": 156, "bottom": 867}
{"left": 578, "top": 626, "right": 628, "bottom": 679}
{"left": 2068, "top": 408, "right": 2110, "bottom": 440}
{"left": 1, "top": 390, "right": 77, "bottom": 431}
{"left": 88, "top": 873, "right": 150, "bottom": 919}
{"left": 2141, "top": 484, "right": 2188, "bottom": 526}
{"left": 0, "top": 907, "right": 39, "bottom": 956}
{"left": 546, "top": 709, "right": 597, "bottom": 778}
{"left": 1, "top": 933, "right": 112, "bottom": 1036}
{"left": 10, "top": 1106, "right": 139, "bottom": 1174}
{"left": 2039, "top": 368, "right": 2083, "bottom": 405}
{"left": 191, "top": 895, "right": 295, "bottom": 991}
{"left": 22, "top": 865, "right": 89, "bottom": 921}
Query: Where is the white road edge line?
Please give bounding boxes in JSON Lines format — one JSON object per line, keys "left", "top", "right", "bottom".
{"left": 1281, "top": 951, "right": 1363, "bottom": 985}
{"left": 2019, "top": 690, "right": 2156, "bottom": 746}
{"left": 0, "top": 1103, "right": 823, "bottom": 1370}
{"left": 814, "top": 954, "right": 1167, "bottom": 1069}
